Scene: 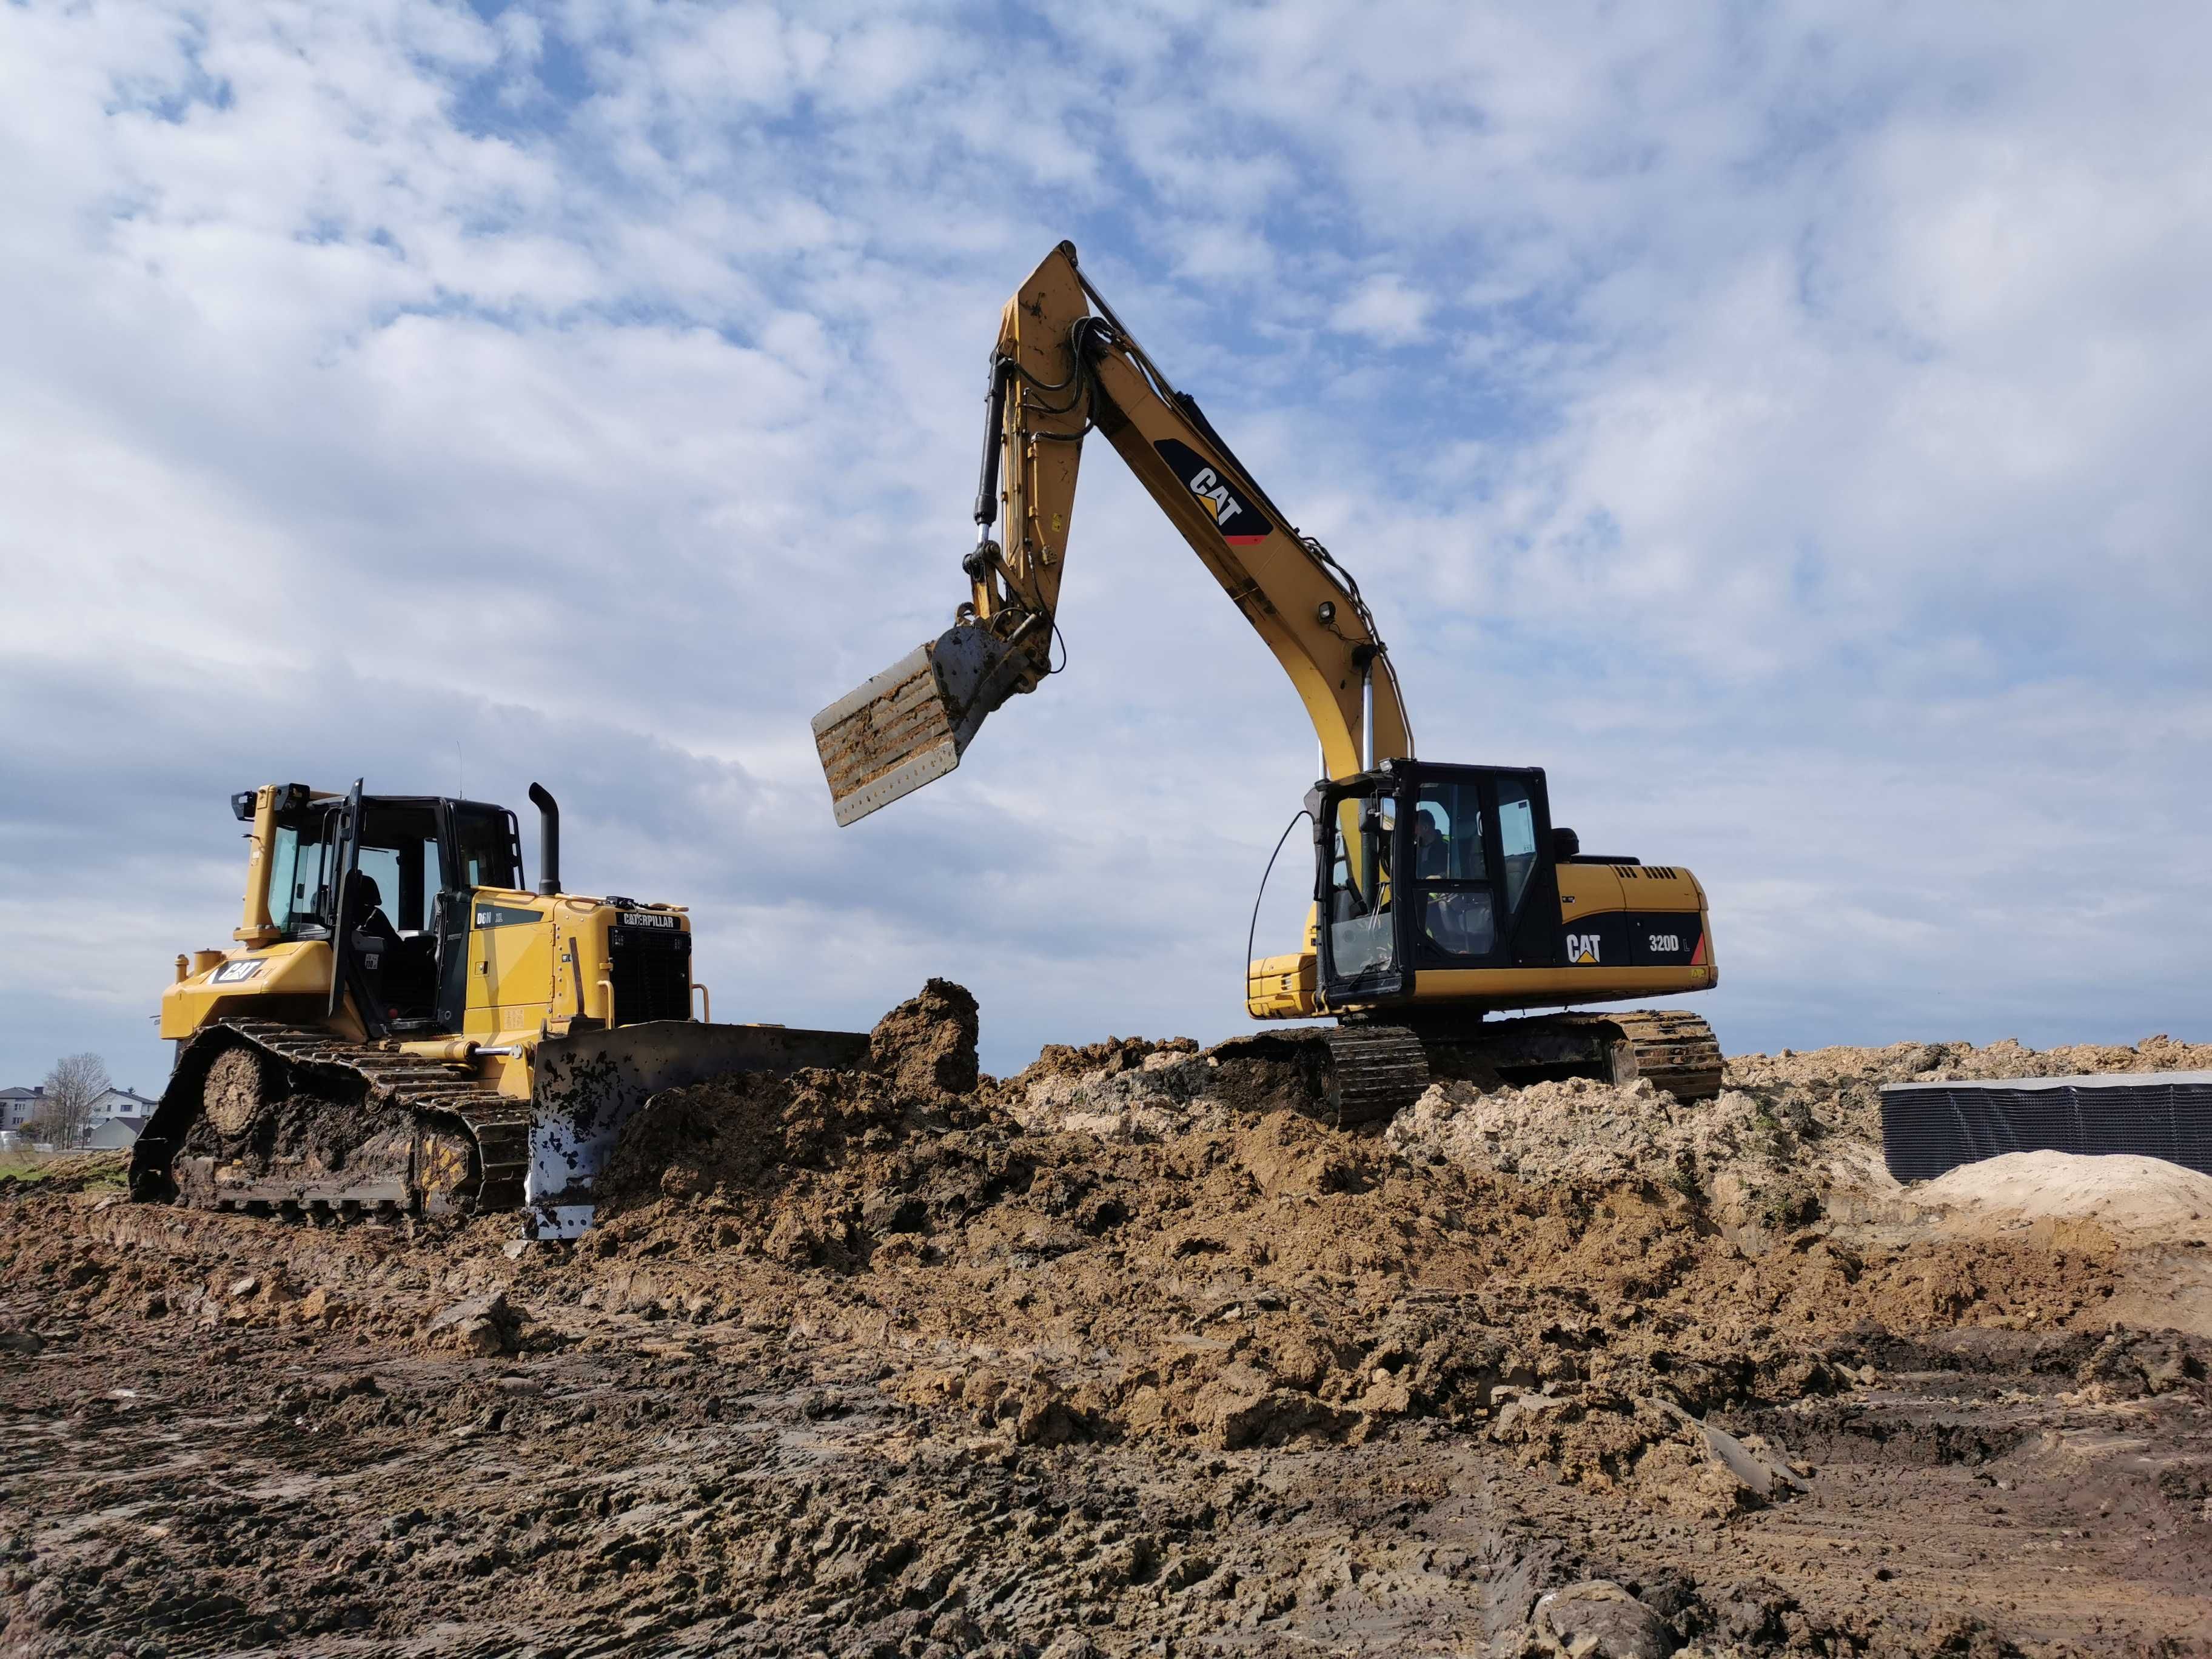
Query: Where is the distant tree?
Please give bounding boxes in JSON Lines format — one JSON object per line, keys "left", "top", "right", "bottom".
{"left": 39, "top": 1054, "right": 110, "bottom": 1149}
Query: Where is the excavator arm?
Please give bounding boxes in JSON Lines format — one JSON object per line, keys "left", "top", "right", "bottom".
{"left": 813, "top": 241, "right": 1413, "bottom": 824}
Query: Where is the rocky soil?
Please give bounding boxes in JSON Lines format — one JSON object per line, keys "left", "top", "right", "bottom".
{"left": 2, "top": 986, "right": 2208, "bottom": 1657}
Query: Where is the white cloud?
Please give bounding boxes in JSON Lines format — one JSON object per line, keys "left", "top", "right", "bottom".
{"left": 1328, "top": 274, "right": 1432, "bottom": 346}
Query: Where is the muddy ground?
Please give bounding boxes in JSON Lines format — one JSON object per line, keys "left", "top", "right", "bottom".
{"left": 3, "top": 985, "right": 2208, "bottom": 1657}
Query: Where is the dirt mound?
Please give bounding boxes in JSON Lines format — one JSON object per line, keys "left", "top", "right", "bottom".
{"left": 1382, "top": 1036, "right": 2212, "bottom": 1254}
{"left": 869, "top": 975, "right": 982, "bottom": 1098}
{"left": 1724, "top": 1034, "right": 2212, "bottom": 1145}
{"left": 576, "top": 996, "right": 2131, "bottom": 1505}
{"left": 5, "top": 1004, "right": 2208, "bottom": 1655}
{"left": 1387, "top": 1076, "right": 1823, "bottom": 1235}
{"left": 598, "top": 979, "right": 985, "bottom": 1208}
{"left": 988, "top": 1031, "right": 1334, "bottom": 1140}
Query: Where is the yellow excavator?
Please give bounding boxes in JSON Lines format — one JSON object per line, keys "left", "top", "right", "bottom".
{"left": 131, "top": 782, "right": 867, "bottom": 1234}
{"left": 814, "top": 243, "right": 1721, "bottom": 1121}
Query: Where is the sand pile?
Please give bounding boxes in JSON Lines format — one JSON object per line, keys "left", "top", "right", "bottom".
{"left": 1915, "top": 1148, "right": 2212, "bottom": 1242}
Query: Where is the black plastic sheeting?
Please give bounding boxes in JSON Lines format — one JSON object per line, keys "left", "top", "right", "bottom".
{"left": 1879, "top": 1072, "right": 2212, "bottom": 1182}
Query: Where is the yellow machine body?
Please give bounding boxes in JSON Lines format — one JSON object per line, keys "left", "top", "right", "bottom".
{"left": 159, "top": 784, "right": 692, "bottom": 1098}
{"left": 814, "top": 243, "right": 1718, "bottom": 1056}
{"left": 138, "top": 782, "right": 867, "bottom": 1235}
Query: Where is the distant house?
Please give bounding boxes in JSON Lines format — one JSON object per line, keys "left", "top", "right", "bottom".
{"left": 0, "top": 1087, "right": 43, "bottom": 1133}
{"left": 85, "top": 1115, "right": 151, "bottom": 1151}
{"left": 0, "top": 1084, "right": 159, "bottom": 1144}
{"left": 89, "top": 1087, "right": 158, "bottom": 1126}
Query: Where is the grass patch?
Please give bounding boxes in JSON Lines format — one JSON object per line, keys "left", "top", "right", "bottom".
{"left": 0, "top": 1151, "right": 128, "bottom": 1191}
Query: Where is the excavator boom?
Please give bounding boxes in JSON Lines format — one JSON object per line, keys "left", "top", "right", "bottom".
{"left": 813, "top": 241, "right": 1410, "bottom": 822}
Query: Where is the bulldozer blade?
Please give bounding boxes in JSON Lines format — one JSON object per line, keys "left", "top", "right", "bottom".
{"left": 813, "top": 623, "right": 1037, "bottom": 826}
{"left": 524, "top": 1019, "right": 870, "bottom": 1239}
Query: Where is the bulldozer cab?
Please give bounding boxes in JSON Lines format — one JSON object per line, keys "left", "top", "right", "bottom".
{"left": 253, "top": 781, "right": 525, "bottom": 1038}
{"left": 1313, "top": 760, "right": 1569, "bottom": 1007}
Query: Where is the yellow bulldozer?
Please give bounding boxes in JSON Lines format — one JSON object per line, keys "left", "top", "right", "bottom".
{"left": 130, "top": 781, "right": 867, "bottom": 1235}
{"left": 814, "top": 243, "right": 1722, "bottom": 1121}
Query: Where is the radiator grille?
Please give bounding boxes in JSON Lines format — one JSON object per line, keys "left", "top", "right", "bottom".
{"left": 608, "top": 925, "right": 692, "bottom": 1025}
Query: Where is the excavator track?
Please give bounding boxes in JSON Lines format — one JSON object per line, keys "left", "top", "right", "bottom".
{"left": 1219, "top": 1010, "right": 1721, "bottom": 1131}
{"left": 1582, "top": 1008, "right": 1726, "bottom": 1100}
{"left": 131, "top": 1019, "right": 534, "bottom": 1218}
{"left": 1321, "top": 1026, "right": 1432, "bottom": 1127}
{"left": 1426, "top": 1008, "right": 1725, "bottom": 1102}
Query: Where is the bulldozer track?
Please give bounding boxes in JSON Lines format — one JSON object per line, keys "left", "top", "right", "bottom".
{"left": 135, "top": 1019, "right": 534, "bottom": 1217}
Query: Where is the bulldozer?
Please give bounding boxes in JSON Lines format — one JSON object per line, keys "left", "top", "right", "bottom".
{"left": 814, "top": 243, "right": 1723, "bottom": 1122}
{"left": 130, "top": 781, "right": 868, "bottom": 1236}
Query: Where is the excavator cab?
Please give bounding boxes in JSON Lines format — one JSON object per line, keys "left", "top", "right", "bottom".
{"left": 1313, "top": 761, "right": 1568, "bottom": 1008}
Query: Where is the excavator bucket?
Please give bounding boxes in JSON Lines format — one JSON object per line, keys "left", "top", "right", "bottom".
{"left": 523, "top": 1019, "right": 871, "bottom": 1239}
{"left": 812, "top": 622, "right": 1036, "bottom": 825}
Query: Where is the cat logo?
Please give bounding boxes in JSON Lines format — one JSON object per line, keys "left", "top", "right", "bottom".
{"left": 1186, "top": 465, "right": 1244, "bottom": 528}
{"left": 1566, "top": 932, "right": 1603, "bottom": 965}
{"left": 1153, "top": 438, "right": 1272, "bottom": 545}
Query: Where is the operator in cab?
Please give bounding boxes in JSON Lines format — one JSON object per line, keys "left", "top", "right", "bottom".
{"left": 1414, "top": 808, "right": 1450, "bottom": 879}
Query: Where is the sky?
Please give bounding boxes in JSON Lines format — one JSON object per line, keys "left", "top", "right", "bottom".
{"left": 2, "top": 0, "right": 2208, "bottom": 1091}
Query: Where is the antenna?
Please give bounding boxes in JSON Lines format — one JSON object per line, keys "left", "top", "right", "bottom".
{"left": 455, "top": 742, "right": 465, "bottom": 801}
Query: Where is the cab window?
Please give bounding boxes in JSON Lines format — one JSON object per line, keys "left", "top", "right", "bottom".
{"left": 1413, "top": 783, "right": 1487, "bottom": 881}
{"left": 268, "top": 810, "right": 337, "bottom": 936}
{"left": 1414, "top": 781, "right": 1496, "bottom": 959}
{"left": 1497, "top": 779, "right": 1539, "bottom": 911}
{"left": 451, "top": 806, "right": 521, "bottom": 893}
{"left": 357, "top": 803, "right": 443, "bottom": 933}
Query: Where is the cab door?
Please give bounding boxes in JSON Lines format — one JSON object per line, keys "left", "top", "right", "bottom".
{"left": 1313, "top": 779, "right": 1407, "bottom": 1004}
{"left": 1489, "top": 770, "right": 1567, "bottom": 969}
{"left": 323, "top": 779, "right": 380, "bottom": 1029}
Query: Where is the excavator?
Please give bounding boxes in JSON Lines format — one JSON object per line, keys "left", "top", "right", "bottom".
{"left": 130, "top": 782, "right": 868, "bottom": 1235}
{"left": 813, "top": 242, "right": 1721, "bottom": 1121}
